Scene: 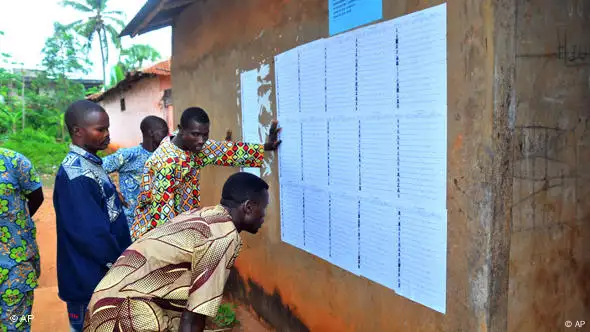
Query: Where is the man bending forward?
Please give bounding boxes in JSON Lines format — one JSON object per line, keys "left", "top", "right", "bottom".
{"left": 83, "top": 172, "right": 269, "bottom": 332}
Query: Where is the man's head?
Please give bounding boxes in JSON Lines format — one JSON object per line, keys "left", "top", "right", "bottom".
{"left": 220, "top": 172, "right": 270, "bottom": 234}
{"left": 177, "top": 107, "right": 210, "bottom": 152}
{"left": 140, "top": 116, "right": 169, "bottom": 152}
{"left": 65, "top": 100, "right": 110, "bottom": 154}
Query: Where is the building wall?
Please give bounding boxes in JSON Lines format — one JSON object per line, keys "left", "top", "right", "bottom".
{"left": 159, "top": 75, "right": 172, "bottom": 91}
{"left": 171, "top": 0, "right": 509, "bottom": 331}
{"left": 100, "top": 76, "right": 171, "bottom": 147}
{"left": 170, "top": 0, "right": 584, "bottom": 331}
{"left": 508, "top": 1, "right": 590, "bottom": 331}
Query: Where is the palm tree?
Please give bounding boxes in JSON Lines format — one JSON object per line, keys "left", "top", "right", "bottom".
{"left": 120, "top": 44, "right": 162, "bottom": 71}
{"left": 108, "top": 44, "right": 162, "bottom": 88}
{"left": 61, "top": 0, "right": 125, "bottom": 89}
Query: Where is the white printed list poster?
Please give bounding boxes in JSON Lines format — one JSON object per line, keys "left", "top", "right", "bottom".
{"left": 274, "top": 4, "right": 447, "bottom": 314}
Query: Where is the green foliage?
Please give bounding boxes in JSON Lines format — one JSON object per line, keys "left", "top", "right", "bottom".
{"left": 107, "top": 44, "right": 162, "bottom": 88}
{"left": 85, "top": 85, "right": 103, "bottom": 96}
{"left": 0, "top": 129, "right": 69, "bottom": 175}
{"left": 0, "top": 22, "right": 162, "bottom": 176}
{"left": 42, "top": 23, "right": 91, "bottom": 78}
{"left": 109, "top": 62, "right": 126, "bottom": 88}
{"left": 213, "top": 303, "right": 239, "bottom": 328}
{"left": 0, "top": 68, "right": 24, "bottom": 134}
{"left": 120, "top": 44, "right": 161, "bottom": 71}
{"left": 34, "top": 24, "right": 90, "bottom": 140}
{"left": 61, "top": 0, "right": 126, "bottom": 87}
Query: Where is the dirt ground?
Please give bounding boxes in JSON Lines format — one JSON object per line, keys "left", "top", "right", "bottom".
{"left": 30, "top": 185, "right": 272, "bottom": 332}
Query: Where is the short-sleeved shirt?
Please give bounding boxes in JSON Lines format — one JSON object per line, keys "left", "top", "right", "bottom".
{"left": 102, "top": 145, "right": 152, "bottom": 225}
{"left": 0, "top": 148, "right": 42, "bottom": 290}
{"left": 84, "top": 205, "right": 242, "bottom": 331}
{"left": 131, "top": 137, "right": 264, "bottom": 240}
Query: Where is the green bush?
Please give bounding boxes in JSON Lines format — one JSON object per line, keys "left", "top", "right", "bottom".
{"left": 0, "top": 128, "right": 69, "bottom": 175}
{"left": 213, "top": 303, "right": 239, "bottom": 328}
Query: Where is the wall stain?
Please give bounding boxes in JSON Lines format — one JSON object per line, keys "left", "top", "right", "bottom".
{"left": 226, "top": 268, "right": 310, "bottom": 332}
{"left": 516, "top": 29, "right": 590, "bottom": 67}
{"left": 509, "top": 1, "right": 590, "bottom": 330}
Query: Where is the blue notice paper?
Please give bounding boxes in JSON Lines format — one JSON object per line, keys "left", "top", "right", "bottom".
{"left": 329, "top": 0, "right": 383, "bottom": 36}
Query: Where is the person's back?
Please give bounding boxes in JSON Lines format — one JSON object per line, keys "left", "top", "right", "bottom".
{"left": 85, "top": 205, "right": 241, "bottom": 331}
{"left": 131, "top": 136, "right": 191, "bottom": 236}
{"left": 102, "top": 116, "right": 169, "bottom": 227}
{"left": 0, "top": 148, "right": 44, "bottom": 332}
{"left": 103, "top": 145, "right": 152, "bottom": 223}
{"left": 84, "top": 172, "right": 270, "bottom": 332}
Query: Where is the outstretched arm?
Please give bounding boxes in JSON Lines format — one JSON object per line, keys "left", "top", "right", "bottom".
{"left": 263, "top": 120, "right": 282, "bottom": 151}
{"left": 102, "top": 149, "right": 128, "bottom": 174}
{"left": 201, "top": 120, "right": 282, "bottom": 167}
{"left": 103, "top": 150, "right": 130, "bottom": 207}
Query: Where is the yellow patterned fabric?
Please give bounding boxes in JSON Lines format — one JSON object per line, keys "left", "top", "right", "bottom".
{"left": 83, "top": 205, "right": 242, "bottom": 332}
{"left": 131, "top": 137, "right": 264, "bottom": 241}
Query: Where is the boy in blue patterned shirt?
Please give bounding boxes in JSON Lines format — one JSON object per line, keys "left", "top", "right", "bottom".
{"left": 102, "top": 116, "right": 169, "bottom": 228}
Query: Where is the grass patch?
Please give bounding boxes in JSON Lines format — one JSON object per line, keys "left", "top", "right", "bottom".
{"left": 0, "top": 128, "right": 69, "bottom": 175}
{"left": 206, "top": 303, "right": 240, "bottom": 330}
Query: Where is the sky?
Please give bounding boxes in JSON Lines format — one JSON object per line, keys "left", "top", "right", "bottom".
{"left": 0, "top": 0, "right": 171, "bottom": 80}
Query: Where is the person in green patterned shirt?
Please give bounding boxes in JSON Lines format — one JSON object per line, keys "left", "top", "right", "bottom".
{"left": 0, "top": 148, "right": 44, "bottom": 332}
{"left": 131, "top": 107, "right": 281, "bottom": 241}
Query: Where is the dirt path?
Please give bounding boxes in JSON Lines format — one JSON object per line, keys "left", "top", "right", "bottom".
{"left": 31, "top": 186, "right": 69, "bottom": 331}
{"left": 30, "top": 185, "right": 271, "bottom": 331}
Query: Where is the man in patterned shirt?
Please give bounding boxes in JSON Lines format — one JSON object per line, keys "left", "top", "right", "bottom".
{"left": 131, "top": 106, "right": 281, "bottom": 241}
{"left": 83, "top": 172, "right": 269, "bottom": 332}
{"left": 0, "top": 148, "right": 44, "bottom": 332}
{"left": 53, "top": 100, "right": 132, "bottom": 332}
{"left": 102, "top": 116, "right": 169, "bottom": 227}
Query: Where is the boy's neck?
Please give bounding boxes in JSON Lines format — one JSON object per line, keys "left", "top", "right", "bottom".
{"left": 73, "top": 143, "right": 98, "bottom": 156}
{"left": 141, "top": 140, "right": 151, "bottom": 152}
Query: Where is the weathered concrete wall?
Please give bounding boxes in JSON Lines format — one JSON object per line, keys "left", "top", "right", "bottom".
{"left": 100, "top": 76, "right": 171, "bottom": 147}
{"left": 508, "top": 1, "right": 590, "bottom": 331}
{"left": 171, "top": 0, "right": 516, "bottom": 331}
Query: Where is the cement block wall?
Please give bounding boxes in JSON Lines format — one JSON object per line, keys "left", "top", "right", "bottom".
{"left": 169, "top": 0, "right": 589, "bottom": 331}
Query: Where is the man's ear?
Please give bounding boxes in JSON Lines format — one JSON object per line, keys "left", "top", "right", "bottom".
{"left": 73, "top": 126, "right": 82, "bottom": 137}
{"left": 243, "top": 200, "right": 254, "bottom": 214}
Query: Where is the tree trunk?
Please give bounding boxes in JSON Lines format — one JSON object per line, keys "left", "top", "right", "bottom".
{"left": 98, "top": 29, "right": 107, "bottom": 90}
{"left": 21, "top": 69, "right": 25, "bottom": 131}
{"left": 62, "top": 75, "right": 68, "bottom": 141}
